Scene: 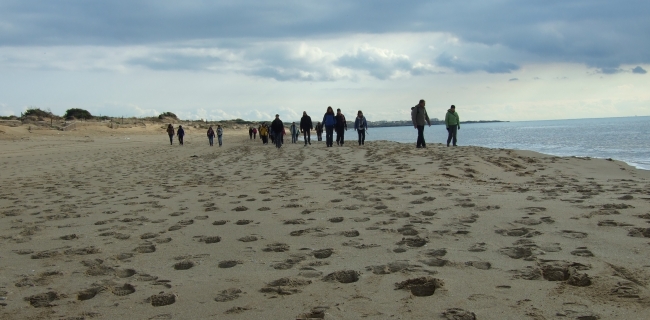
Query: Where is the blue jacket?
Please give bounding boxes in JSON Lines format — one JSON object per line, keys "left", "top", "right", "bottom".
{"left": 177, "top": 127, "right": 185, "bottom": 136}
{"left": 354, "top": 116, "right": 367, "bottom": 130}
{"left": 322, "top": 113, "right": 337, "bottom": 127}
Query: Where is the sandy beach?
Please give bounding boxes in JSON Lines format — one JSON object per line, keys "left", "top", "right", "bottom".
{"left": 1, "top": 122, "right": 649, "bottom": 320}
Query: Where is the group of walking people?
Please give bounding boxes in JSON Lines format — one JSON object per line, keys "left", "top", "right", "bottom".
{"left": 262, "top": 108, "right": 368, "bottom": 148}
{"left": 165, "top": 100, "right": 460, "bottom": 149}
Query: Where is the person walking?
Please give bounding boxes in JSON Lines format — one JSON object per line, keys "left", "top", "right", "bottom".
{"left": 216, "top": 125, "right": 223, "bottom": 146}
{"left": 249, "top": 127, "right": 253, "bottom": 140}
{"left": 335, "top": 108, "right": 347, "bottom": 146}
{"left": 322, "top": 107, "right": 337, "bottom": 147}
{"left": 354, "top": 110, "right": 368, "bottom": 146}
{"left": 300, "top": 111, "right": 313, "bottom": 146}
{"left": 253, "top": 127, "right": 258, "bottom": 140}
{"left": 166, "top": 124, "right": 175, "bottom": 145}
{"left": 260, "top": 123, "right": 269, "bottom": 144}
{"left": 290, "top": 122, "right": 299, "bottom": 143}
{"left": 315, "top": 122, "right": 323, "bottom": 141}
{"left": 445, "top": 105, "right": 460, "bottom": 147}
{"left": 207, "top": 126, "right": 216, "bottom": 146}
{"left": 271, "top": 114, "right": 284, "bottom": 148}
{"left": 177, "top": 125, "right": 185, "bottom": 145}
{"left": 411, "top": 99, "right": 431, "bottom": 148}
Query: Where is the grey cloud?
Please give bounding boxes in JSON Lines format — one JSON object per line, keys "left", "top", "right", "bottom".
{"left": 335, "top": 46, "right": 413, "bottom": 79}
{"left": 436, "top": 53, "right": 519, "bottom": 74}
{"left": 127, "top": 54, "right": 222, "bottom": 71}
{"left": 598, "top": 67, "right": 623, "bottom": 74}
{"left": 509, "top": 78, "right": 518, "bottom": 81}
{"left": 632, "top": 66, "right": 647, "bottom": 74}
{"left": 2, "top": 1, "right": 648, "bottom": 71}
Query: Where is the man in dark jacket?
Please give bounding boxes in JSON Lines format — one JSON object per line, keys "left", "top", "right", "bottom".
{"left": 300, "top": 111, "right": 313, "bottom": 146}
{"left": 335, "top": 108, "right": 347, "bottom": 146}
{"left": 411, "top": 99, "right": 431, "bottom": 148}
{"left": 271, "top": 114, "right": 284, "bottom": 148}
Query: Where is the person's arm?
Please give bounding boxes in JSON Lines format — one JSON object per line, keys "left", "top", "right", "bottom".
{"left": 411, "top": 108, "right": 417, "bottom": 128}
{"left": 425, "top": 111, "right": 431, "bottom": 127}
{"left": 457, "top": 113, "right": 460, "bottom": 130}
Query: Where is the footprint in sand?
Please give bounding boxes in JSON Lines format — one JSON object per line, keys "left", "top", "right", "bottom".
{"left": 442, "top": 308, "right": 476, "bottom": 320}
{"left": 218, "top": 260, "right": 241, "bottom": 268}
{"left": 149, "top": 293, "right": 176, "bottom": 307}
{"left": 214, "top": 288, "right": 242, "bottom": 302}
{"left": 560, "top": 230, "right": 588, "bottom": 239}
{"left": 571, "top": 247, "right": 594, "bottom": 257}
{"left": 394, "top": 277, "right": 444, "bottom": 297}
{"left": 173, "top": 260, "right": 195, "bottom": 270}
{"left": 466, "top": 261, "right": 492, "bottom": 270}
{"left": 323, "top": 270, "right": 359, "bottom": 283}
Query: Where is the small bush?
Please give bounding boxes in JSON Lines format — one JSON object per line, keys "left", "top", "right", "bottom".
{"left": 64, "top": 108, "right": 93, "bottom": 120}
{"left": 158, "top": 112, "right": 178, "bottom": 120}
{"left": 23, "top": 108, "right": 56, "bottom": 119}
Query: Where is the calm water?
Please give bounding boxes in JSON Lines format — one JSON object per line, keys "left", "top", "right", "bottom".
{"left": 362, "top": 116, "right": 650, "bottom": 170}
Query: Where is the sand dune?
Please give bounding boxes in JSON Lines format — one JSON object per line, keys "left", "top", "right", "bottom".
{"left": 1, "top": 124, "right": 649, "bottom": 319}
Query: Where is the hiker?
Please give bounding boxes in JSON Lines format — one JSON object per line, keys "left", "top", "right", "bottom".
{"left": 322, "top": 107, "right": 337, "bottom": 147}
{"left": 166, "top": 124, "right": 175, "bottom": 145}
{"left": 249, "top": 127, "right": 253, "bottom": 140}
{"left": 207, "top": 126, "right": 215, "bottom": 146}
{"left": 335, "top": 108, "right": 347, "bottom": 146}
{"left": 177, "top": 125, "right": 185, "bottom": 145}
{"left": 411, "top": 99, "right": 431, "bottom": 148}
{"left": 271, "top": 114, "right": 284, "bottom": 148}
{"left": 253, "top": 127, "right": 258, "bottom": 140}
{"left": 300, "top": 111, "right": 313, "bottom": 146}
{"left": 217, "top": 125, "right": 223, "bottom": 146}
{"left": 315, "top": 122, "right": 323, "bottom": 141}
{"left": 354, "top": 110, "right": 368, "bottom": 146}
{"left": 259, "top": 123, "right": 269, "bottom": 144}
{"left": 290, "top": 122, "right": 299, "bottom": 143}
{"left": 445, "top": 105, "right": 460, "bottom": 147}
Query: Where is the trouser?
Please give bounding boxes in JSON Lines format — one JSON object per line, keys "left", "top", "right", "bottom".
{"left": 447, "top": 125, "right": 458, "bottom": 146}
{"left": 254, "top": 133, "right": 257, "bottom": 139}
{"left": 274, "top": 133, "right": 282, "bottom": 148}
{"left": 416, "top": 126, "right": 425, "bottom": 148}
{"left": 325, "top": 126, "right": 334, "bottom": 147}
{"left": 168, "top": 134, "right": 173, "bottom": 145}
{"left": 270, "top": 133, "right": 275, "bottom": 143}
{"left": 292, "top": 132, "right": 297, "bottom": 143}
{"left": 262, "top": 135, "right": 267, "bottom": 144}
{"left": 357, "top": 129, "right": 365, "bottom": 145}
{"left": 317, "top": 131, "right": 322, "bottom": 141}
{"left": 208, "top": 136, "right": 214, "bottom": 146}
{"left": 218, "top": 135, "right": 222, "bottom": 146}
{"left": 249, "top": 133, "right": 252, "bottom": 139}
{"left": 178, "top": 135, "right": 184, "bottom": 145}
{"left": 303, "top": 130, "right": 311, "bottom": 144}
{"left": 335, "top": 127, "right": 345, "bottom": 145}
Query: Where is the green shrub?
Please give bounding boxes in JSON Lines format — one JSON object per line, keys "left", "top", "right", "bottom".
{"left": 158, "top": 112, "right": 178, "bottom": 119}
{"left": 23, "top": 108, "right": 55, "bottom": 118}
{"left": 64, "top": 108, "right": 93, "bottom": 120}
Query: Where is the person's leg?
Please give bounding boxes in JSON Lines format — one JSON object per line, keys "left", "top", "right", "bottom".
{"left": 218, "top": 136, "right": 222, "bottom": 146}
{"left": 303, "top": 131, "right": 308, "bottom": 145}
{"left": 307, "top": 131, "right": 311, "bottom": 144}
{"left": 180, "top": 136, "right": 184, "bottom": 145}
{"left": 417, "top": 126, "right": 424, "bottom": 148}
{"left": 169, "top": 134, "right": 173, "bottom": 145}
{"left": 446, "top": 127, "right": 453, "bottom": 146}
{"left": 362, "top": 129, "right": 365, "bottom": 145}
{"left": 209, "top": 136, "right": 213, "bottom": 146}
{"left": 358, "top": 130, "right": 362, "bottom": 145}
{"left": 451, "top": 125, "right": 458, "bottom": 146}
{"left": 326, "top": 127, "right": 332, "bottom": 146}
{"left": 341, "top": 129, "right": 345, "bottom": 146}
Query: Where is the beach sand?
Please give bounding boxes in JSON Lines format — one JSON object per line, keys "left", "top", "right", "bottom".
{"left": 1, "top": 123, "right": 649, "bottom": 319}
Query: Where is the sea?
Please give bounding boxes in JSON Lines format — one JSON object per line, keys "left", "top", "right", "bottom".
{"left": 361, "top": 116, "right": 650, "bottom": 170}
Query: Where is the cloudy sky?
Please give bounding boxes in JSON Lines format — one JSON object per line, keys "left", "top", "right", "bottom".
{"left": 1, "top": 0, "right": 648, "bottom": 121}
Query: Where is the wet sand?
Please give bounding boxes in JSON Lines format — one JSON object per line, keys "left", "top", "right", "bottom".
{"left": 1, "top": 123, "right": 649, "bottom": 319}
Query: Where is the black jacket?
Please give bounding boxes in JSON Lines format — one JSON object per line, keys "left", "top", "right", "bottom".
{"left": 271, "top": 119, "right": 284, "bottom": 133}
{"left": 300, "top": 115, "right": 313, "bottom": 131}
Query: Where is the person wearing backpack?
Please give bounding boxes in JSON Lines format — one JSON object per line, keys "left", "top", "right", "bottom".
{"left": 322, "top": 107, "right": 337, "bottom": 147}
{"left": 259, "top": 124, "right": 269, "bottom": 145}
{"left": 216, "top": 125, "right": 223, "bottom": 146}
{"left": 207, "top": 126, "right": 215, "bottom": 146}
{"left": 445, "top": 105, "right": 460, "bottom": 147}
{"left": 300, "top": 111, "right": 313, "bottom": 146}
{"left": 177, "top": 125, "right": 185, "bottom": 145}
{"left": 411, "top": 99, "right": 431, "bottom": 148}
{"left": 166, "top": 124, "right": 175, "bottom": 145}
{"left": 335, "top": 108, "right": 347, "bottom": 146}
{"left": 354, "top": 110, "right": 368, "bottom": 146}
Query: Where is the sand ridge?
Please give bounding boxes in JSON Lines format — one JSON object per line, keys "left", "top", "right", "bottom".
{"left": 1, "top": 124, "right": 650, "bottom": 319}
